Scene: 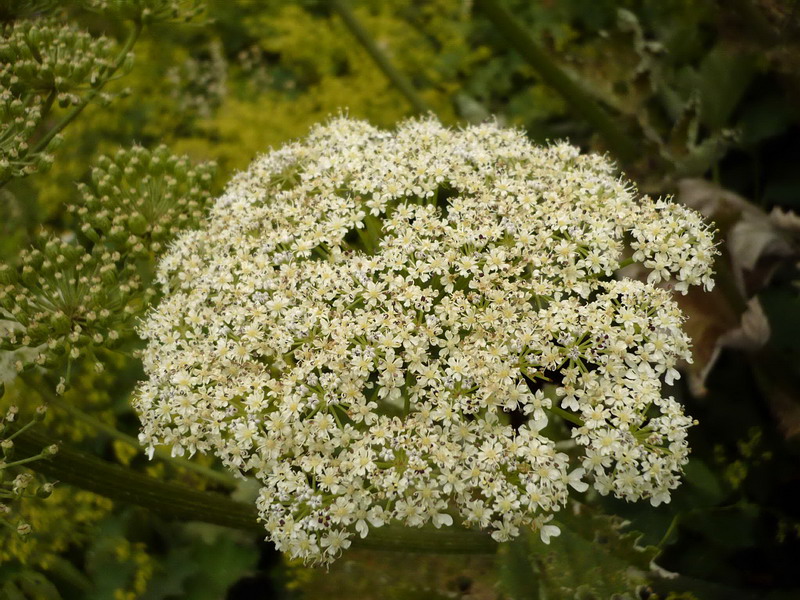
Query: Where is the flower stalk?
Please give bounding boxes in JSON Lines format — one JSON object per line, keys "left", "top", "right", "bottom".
{"left": 329, "top": 0, "right": 431, "bottom": 115}
{"left": 10, "top": 425, "right": 497, "bottom": 553}
{"left": 473, "top": 0, "right": 640, "bottom": 164}
{"left": 20, "top": 373, "right": 238, "bottom": 489}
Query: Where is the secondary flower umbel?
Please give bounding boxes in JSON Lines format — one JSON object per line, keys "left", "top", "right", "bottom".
{"left": 135, "top": 117, "right": 716, "bottom": 564}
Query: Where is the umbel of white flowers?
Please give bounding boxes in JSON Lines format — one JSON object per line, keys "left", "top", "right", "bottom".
{"left": 135, "top": 117, "right": 716, "bottom": 564}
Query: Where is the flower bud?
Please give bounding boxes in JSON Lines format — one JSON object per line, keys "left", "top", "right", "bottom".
{"left": 37, "top": 482, "right": 55, "bottom": 498}
{"left": 1, "top": 439, "right": 13, "bottom": 458}
{"left": 43, "top": 444, "right": 59, "bottom": 457}
{"left": 34, "top": 405, "right": 48, "bottom": 421}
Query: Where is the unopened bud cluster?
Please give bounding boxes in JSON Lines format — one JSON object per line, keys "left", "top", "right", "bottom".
{"left": 73, "top": 145, "right": 216, "bottom": 256}
{"left": 0, "top": 15, "right": 124, "bottom": 182}
{"left": 0, "top": 85, "right": 51, "bottom": 180}
{"left": 0, "top": 405, "right": 58, "bottom": 539}
{"left": 136, "top": 117, "right": 717, "bottom": 564}
{"left": 0, "top": 235, "right": 144, "bottom": 368}
{"left": 0, "top": 145, "right": 216, "bottom": 374}
{"left": 0, "top": 18, "right": 116, "bottom": 106}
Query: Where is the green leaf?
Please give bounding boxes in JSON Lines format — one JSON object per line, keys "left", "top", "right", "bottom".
{"left": 683, "top": 459, "right": 726, "bottom": 505}
{"left": 1, "top": 582, "right": 27, "bottom": 600}
{"left": 139, "top": 547, "right": 200, "bottom": 600}
{"left": 682, "top": 505, "right": 758, "bottom": 550}
{"left": 498, "top": 535, "right": 541, "bottom": 600}
{"left": 527, "top": 506, "right": 660, "bottom": 599}
{"left": 179, "top": 533, "right": 259, "bottom": 600}
{"left": 43, "top": 557, "right": 93, "bottom": 593}
{"left": 694, "top": 45, "right": 758, "bottom": 130}
{"left": 141, "top": 524, "right": 258, "bottom": 600}
{"left": 18, "top": 571, "right": 63, "bottom": 600}
{"left": 83, "top": 519, "right": 142, "bottom": 600}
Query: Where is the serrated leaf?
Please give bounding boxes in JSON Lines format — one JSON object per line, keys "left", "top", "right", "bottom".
{"left": 523, "top": 506, "right": 660, "bottom": 600}
{"left": 672, "top": 129, "right": 737, "bottom": 177}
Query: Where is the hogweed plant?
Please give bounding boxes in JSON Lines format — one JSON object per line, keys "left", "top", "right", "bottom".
{"left": 134, "top": 117, "right": 717, "bottom": 564}
{"left": 0, "top": 6, "right": 222, "bottom": 574}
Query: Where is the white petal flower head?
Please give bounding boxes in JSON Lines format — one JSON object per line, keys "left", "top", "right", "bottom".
{"left": 135, "top": 116, "right": 717, "bottom": 564}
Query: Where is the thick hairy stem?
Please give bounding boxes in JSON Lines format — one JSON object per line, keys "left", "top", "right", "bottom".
{"left": 329, "top": 0, "right": 432, "bottom": 116}
{"left": 56, "top": 397, "right": 238, "bottom": 488}
{"left": 473, "top": 0, "right": 640, "bottom": 164}
{"left": 18, "top": 373, "right": 238, "bottom": 488}
{"left": 12, "top": 426, "right": 497, "bottom": 554}
{"left": 13, "top": 425, "right": 258, "bottom": 530}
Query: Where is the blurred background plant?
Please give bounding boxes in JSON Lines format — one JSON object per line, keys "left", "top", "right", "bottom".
{"left": 0, "top": 0, "right": 798, "bottom": 598}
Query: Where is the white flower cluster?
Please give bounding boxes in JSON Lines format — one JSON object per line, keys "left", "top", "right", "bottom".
{"left": 135, "top": 117, "right": 716, "bottom": 564}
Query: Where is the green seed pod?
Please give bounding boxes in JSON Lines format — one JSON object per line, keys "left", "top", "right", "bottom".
{"left": 128, "top": 212, "right": 148, "bottom": 236}
{"left": 50, "top": 311, "right": 71, "bottom": 335}
{"left": 1, "top": 439, "right": 14, "bottom": 459}
{"left": 36, "top": 482, "right": 55, "bottom": 498}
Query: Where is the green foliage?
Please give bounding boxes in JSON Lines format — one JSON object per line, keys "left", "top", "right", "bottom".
{"left": 498, "top": 507, "right": 660, "bottom": 600}
{"left": 141, "top": 525, "right": 258, "bottom": 600}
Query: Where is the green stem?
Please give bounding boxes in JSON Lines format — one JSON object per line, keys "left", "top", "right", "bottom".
{"left": 548, "top": 404, "right": 584, "bottom": 427}
{"left": 617, "top": 257, "right": 636, "bottom": 269}
{"left": 5, "top": 418, "right": 36, "bottom": 442}
{"left": 13, "top": 425, "right": 260, "bottom": 530}
{"left": 473, "top": 0, "right": 640, "bottom": 164}
{"left": 3, "top": 452, "right": 49, "bottom": 468}
{"left": 329, "top": 0, "right": 432, "bottom": 115}
{"left": 12, "top": 426, "right": 498, "bottom": 554}
{"left": 499, "top": 532, "right": 541, "bottom": 600}
{"left": 50, "top": 396, "right": 238, "bottom": 489}
{"left": 21, "top": 374, "right": 237, "bottom": 488}
{"left": 657, "top": 513, "right": 680, "bottom": 548}
{"left": 38, "top": 88, "right": 57, "bottom": 124}
{"left": 28, "top": 20, "right": 142, "bottom": 157}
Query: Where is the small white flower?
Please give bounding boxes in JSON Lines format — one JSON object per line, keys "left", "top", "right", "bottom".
{"left": 539, "top": 517, "right": 561, "bottom": 545}
{"left": 432, "top": 513, "right": 454, "bottom": 528}
{"left": 568, "top": 468, "right": 589, "bottom": 492}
